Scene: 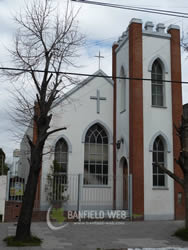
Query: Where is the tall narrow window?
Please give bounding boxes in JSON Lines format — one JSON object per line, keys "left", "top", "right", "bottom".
{"left": 53, "top": 138, "right": 68, "bottom": 200}
{"left": 84, "top": 123, "right": 108, "bottom": 185}
{"left": 55, "top": 138, "right": 68, "bottom": 174}
{"left": 151, "top": 60, "right": 164, "bottom": 106}
{"left": 152, "top": 136, "right": 165, "bottom": 187}
{"left": 120, "top": 67, "right": 126, "bottom": 112}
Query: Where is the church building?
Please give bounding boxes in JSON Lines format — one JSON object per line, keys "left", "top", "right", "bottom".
{"left": 18, "top": 18, "right": 184, "bottom": 221}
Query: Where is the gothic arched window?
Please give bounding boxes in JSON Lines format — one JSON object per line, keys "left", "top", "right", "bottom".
{"left": 152, "top": 136, "right": 166, "bottom": 187}
{"left": 84, "top": 123, "right": 108, "bottom": 185}
{"left": 54, "top": 138, "right": 68, "bottom": 174}
{"left": 151, "top": 60, "right": 164, "bottom": 106}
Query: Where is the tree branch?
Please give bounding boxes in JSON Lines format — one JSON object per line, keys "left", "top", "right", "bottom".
{"left": 154, "top": 163, "right": 185, "bottom": 188}
{"left": 174, "top": 123, "right": 181, "bottom": 137}
{"left": 175, "top": 153, "right": 186, "bottom": 174}
{"left": 46, "top": 127, "right": 67, "bottom": 138}
{"left": 26, "top": 135, "right": 34, "bottom": 149}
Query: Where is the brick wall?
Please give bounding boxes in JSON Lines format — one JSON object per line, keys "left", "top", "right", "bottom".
{"left": 4, "top": 201, "right": 47, "bottom": 222}
{"left": 168, "top": 27, "right": 185, "bottom": 220}
{"left": 129, "top": 20, "right": 144, "bottom": 216}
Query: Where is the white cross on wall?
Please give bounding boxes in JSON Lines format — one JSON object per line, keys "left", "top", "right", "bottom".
{"left": 90, "top": 89, "right": 107, "bottom": 114}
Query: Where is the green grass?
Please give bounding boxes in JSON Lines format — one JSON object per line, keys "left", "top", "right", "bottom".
{"left": 173, "top": 227, "right": 188, "bottom": 241}
{"left": 3, "top": 235, "right": 42, "bottom": 247}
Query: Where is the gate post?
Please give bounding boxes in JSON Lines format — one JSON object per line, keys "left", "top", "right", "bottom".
{"left": 77, "top": 174, "right": 83, "bottom": 220}
{"left": 128, "top": 174, "right": 133, "bottom": 220}
{"left": 6, "top": 171, "right": 10, "bottom": 201}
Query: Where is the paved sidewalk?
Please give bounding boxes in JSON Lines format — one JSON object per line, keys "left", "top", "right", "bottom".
{"left": 0, "top": 221, "right": 188, "bottom": 250}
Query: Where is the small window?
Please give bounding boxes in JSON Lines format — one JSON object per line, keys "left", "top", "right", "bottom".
{"left": 152, "top": 136, "right": 166, "bottom": 187}
{"left": 84, "top": 123, "right": 108, "bottom": 185}
{"left": 120, "top": 67, "right": 126, "bottom": 112}
{"left": 151, "top": 60, "right": 164, "bottom": 107}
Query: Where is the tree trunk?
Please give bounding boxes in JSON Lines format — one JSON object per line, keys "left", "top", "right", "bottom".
{"left": 15, "top": 149, "right": 42, "bottom": 240}
{"left": 182, "top": 104, "right": 188, "bottom": 229}
{"left": 185, "top": 173, "right": 188, "bottom": 228}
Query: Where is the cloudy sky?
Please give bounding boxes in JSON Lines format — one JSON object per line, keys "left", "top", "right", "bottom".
{"left": 1, "top": 0, "right": 188, "bottom": 163}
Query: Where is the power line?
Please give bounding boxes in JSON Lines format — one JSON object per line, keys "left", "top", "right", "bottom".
{"left": 71, "top": 0, "right": 188, "bottom": 19}
{"left": 0, "top": 66, "right": 187, "bottom": 85}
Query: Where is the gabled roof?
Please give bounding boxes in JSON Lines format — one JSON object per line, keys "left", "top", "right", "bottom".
{"left": 52, "top": 69, "right": 113, "bottom": 109}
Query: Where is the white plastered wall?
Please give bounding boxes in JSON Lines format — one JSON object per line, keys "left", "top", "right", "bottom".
{"left": 40, "top": 75, "right": 113, "bottom": 210}
{"left": 142, "top": 33, "right": 174, "bottom": 220}
{"left": 115, "top": 39, "right": 130, "bottom": 209}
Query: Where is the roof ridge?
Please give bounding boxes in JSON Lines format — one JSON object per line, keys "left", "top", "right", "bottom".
{"left": 52, "top": 70, "right": 113, "bottom": 109}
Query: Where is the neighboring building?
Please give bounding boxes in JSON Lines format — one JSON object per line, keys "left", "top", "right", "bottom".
{"left": 0, "top": 176, "right": 7, "bottom": 221}
{"left": 18, "top": 19, "right": 184, "bottom": 220}
{"left": 11, "top": 149, "right": 20, "bottom": 176}
{"left": 18, "top": 125, "right": 33, "bottom": 179}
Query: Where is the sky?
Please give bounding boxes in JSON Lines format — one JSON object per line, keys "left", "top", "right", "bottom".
{"left": 1, "top": 0, "right": 188, "bottom": 163}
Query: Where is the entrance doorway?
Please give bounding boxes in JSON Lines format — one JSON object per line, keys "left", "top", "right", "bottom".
{"left": 120, "top": 157, "right": 128, "bottom": 210}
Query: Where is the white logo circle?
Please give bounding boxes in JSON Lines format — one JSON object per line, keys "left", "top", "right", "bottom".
{"left": 46, "top": 205, "right": 68, "bottom": 230}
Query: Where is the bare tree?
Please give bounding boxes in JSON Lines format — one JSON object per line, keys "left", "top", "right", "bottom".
{"left": 155, "top": 104, "right": 188, "bottom": 229}
{"left": 2, "top": 0, "right": 84, "bottom": 240}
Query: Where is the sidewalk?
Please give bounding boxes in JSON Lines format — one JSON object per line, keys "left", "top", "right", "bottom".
{"left": 0, "top": 221, "right": 188, "bottom": 250}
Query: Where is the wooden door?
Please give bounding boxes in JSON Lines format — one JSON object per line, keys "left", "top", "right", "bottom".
{"left": 123, "top": 162, "right": 128, "bottom": 210}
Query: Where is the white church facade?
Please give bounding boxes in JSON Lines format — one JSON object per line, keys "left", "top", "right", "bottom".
{"left": 18, "top": 18, "right": 185, "bottom": 221}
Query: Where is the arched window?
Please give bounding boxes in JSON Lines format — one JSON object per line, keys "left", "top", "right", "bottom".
{"left": 120, "top": 67, "right": 126, "bottom": 112}
{"left": 84, "top": 123, "right": 108, "bottom": 185}
{"left": 152, "top": 136, "right": 165, "bottom": 187}
{"left": 151, "top": 60, "right": 164, "bottom": 106}
{"left": 52, "top": 138, "right": 68, "bottom": 200}
{"left": 54, "top": 138, "right": 68, "bottom": 174}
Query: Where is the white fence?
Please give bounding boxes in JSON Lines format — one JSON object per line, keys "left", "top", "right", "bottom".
{"left": 6, "top": 172, "right": 132, "bottom": 218}
{"left": 43, "top": 173, "right": 132, "bottom": 217}
{"left": 6, "top": 172, "right": 25, "bottom": 202}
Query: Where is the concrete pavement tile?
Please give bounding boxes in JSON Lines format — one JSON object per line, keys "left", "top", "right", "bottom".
{"left": 113, "top": 238, "right": 169, "bottom": 248}
{"left": 2, "top": 248, "right": 20, "bottom": 250}
{"left": 27, "top": 247, "right": 43, "bottom": 250}
{"left": 51, "top": 248, "right": 64, "bottom": 250}
{"left": 1, "top": 221, "right": 188, "bottom": 249}
{"left": 61, "top": 242, "right": 72, "bottom": 246}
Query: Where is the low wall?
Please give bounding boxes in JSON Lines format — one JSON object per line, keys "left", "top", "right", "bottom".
{"left": 0, "top": 176, "right": 7, "bottom": 221}
{"left": 4, "top": 201, "right": 47, "bottom": 222}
